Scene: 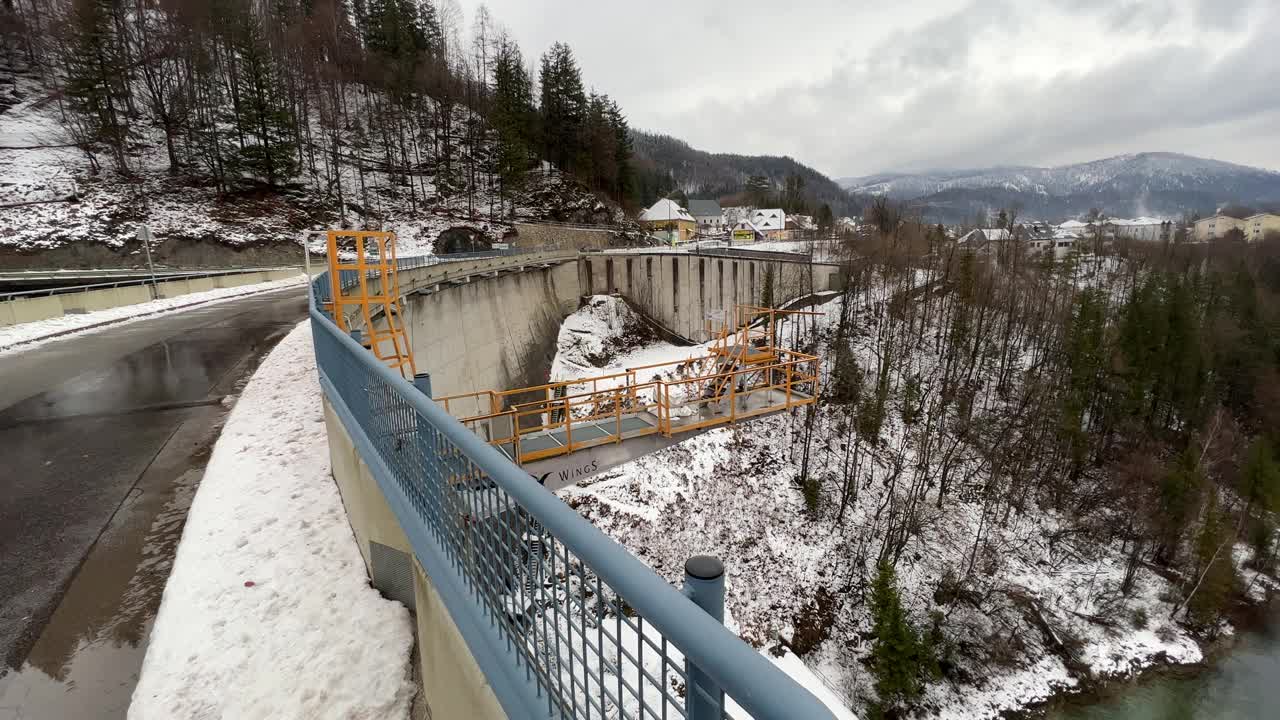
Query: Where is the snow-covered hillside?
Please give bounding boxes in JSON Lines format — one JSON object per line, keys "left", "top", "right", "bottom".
{"left": 841, "top": 153, "right": 1280, "bottom": 200}
{"left": 0, "top": 75, "right": 627, "bottom": 268}
{"left": 552, "top": 275, "right": 1279, "bottom": 719}
{"left": 840, "top": 153, "right": 1280, "bottom": 223}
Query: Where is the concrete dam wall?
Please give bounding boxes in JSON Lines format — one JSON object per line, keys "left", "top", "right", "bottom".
{"left": 405, "top": 261, "right": 580, "bottom": 403}
{"left": 578, "top": 251, "right": 845, "bottom": 342}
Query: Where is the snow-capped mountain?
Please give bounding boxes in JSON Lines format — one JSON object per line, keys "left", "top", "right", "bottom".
{"left": 839, "top": 153, "right": 1280, "bottom": 222}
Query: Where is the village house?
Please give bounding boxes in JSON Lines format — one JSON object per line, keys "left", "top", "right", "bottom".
{"left": 1193, "top": 214, "right": 1247, "bottom": 241}
{"left": 639, "top": 198, "right": 697, "bottom": 244}
{"left": 730, "top": 220, "right": 765, "bottom": 243}
{"left": 751, "top": 208, "right": 788, "bottom": 240}
{"left": 686, "top": 199, "right": 727, "bottom": 236}
{"left": 1244, "top": 213, "right": 1280, "bottom": 242}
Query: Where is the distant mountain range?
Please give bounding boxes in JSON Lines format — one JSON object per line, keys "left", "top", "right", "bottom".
{"left": 838, "top": 153, "right": 1280, "bottom": 223}
{"left": 631, "top": 131, "right": 855, "bottom": 216}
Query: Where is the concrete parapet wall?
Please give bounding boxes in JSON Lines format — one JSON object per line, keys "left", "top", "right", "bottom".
{"left": 321, "top": 397, "right": 506, "bottom": 720}
{"left": 578, "top": 252, "right": 845, "bottom": 342}
{"left": 0, "top": 268, "right": 301, "bottom": 327}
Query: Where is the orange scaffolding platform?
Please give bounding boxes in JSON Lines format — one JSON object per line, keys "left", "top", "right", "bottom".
{"left": 436, "top": 305, "right": 823, "bottom": 465}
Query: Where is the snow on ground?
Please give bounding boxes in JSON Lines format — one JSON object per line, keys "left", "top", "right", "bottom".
{"left": 0, "top": 76, "right": 81, "bottom": 207}
{"left": 0, "top": 273, "right": 307, "bottom": 353}
{"left": 129, "top": 323, "right": 415, "bottom": 720}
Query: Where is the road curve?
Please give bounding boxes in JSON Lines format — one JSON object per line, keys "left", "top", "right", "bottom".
{"left": 0, "top": 285, "right": 307, "bottom": 682}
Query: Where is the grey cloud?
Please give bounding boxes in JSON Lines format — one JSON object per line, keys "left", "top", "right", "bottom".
{"left": 656, "top": 0, "right": 1280, "bottom": 175}
{"left": 472, "top": 0, "right": 1279, "bottom": 176}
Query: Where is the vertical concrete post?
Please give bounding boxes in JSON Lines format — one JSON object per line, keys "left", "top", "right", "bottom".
{"left": 683, "top": 555, "right": 725, "bottom": 720}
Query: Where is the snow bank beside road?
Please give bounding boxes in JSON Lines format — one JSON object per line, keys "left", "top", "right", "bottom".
{"left": 129, "top": 323, "right": 415, "bottom": 720}
{"left": 0, "top": 273, "right": 306, "bottom": 353}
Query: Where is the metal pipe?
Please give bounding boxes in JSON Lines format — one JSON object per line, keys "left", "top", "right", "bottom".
{"left": 683, "top": 555, "right": 726, "bottom": 720}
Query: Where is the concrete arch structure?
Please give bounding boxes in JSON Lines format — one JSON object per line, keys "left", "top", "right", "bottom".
{"left": 578, "top": 251, "right": 846, "bottom": 342}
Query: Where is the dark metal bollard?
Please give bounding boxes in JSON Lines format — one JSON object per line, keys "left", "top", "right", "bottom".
{"left": 683, "top": 555, "right": 725, "bottom": 720}
{"left": 349, "top": 328, "right": 364, "bottom": 346}
{"left": 413, "top": 372, "right": 433, "bottom": 398}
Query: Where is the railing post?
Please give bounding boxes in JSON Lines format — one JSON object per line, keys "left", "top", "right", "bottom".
{"left": 413, "top": 372, "right": 433, "bottom": 398}
{"left": 683, "top": 555, "right": 725, "bottom": 720}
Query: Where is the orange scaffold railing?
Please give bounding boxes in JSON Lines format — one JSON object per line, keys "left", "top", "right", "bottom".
{"left": 435, "top": 304, "right": 824, "bottom": 465}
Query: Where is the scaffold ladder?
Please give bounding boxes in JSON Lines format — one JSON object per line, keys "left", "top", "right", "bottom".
{"left": 325, "top": 229, "right": 417, "bottom": 380}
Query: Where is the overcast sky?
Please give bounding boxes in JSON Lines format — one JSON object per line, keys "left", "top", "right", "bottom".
{"left": 454, "top": 0, "right": 1280, "bottom": 178}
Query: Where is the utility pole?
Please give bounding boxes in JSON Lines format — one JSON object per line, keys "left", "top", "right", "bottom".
{"left": 302, "top": 232, "right": 313, "bottom": 277}
{"left": 137, "top": 224, "right": 160, "bottom": 299}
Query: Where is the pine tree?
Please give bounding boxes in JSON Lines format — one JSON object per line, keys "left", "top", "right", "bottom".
{"left": 491, "top": 37, "right": 535, "bottom": 208}
{"left": 1187, "top": 491, "right": 1236, "bottom": 628}
{"left": 538, "top": 42, "right": 585, "bottom": 173}
{"left": 222, "top": 2, "right": 298, "bottom": 185}
{"left": 828, "top": 341, "right": 863, "bottom": 406}
{"left": 745, "top": 174, "right": 771, "bottom": 207}
{"left": 63, "top": 0, "right": 133, "bottom": 173}
{"left": 1157, "top": 447, "right": 1204, "bottom": 565}
{"left": 1241, "top": 437, "right": 1280, "bottom": 516}
{"left": 869, "top": 562, "right": 935, "bottom": 711}
{"left": 607, "top": 98, "right": 634, "bottom": 202}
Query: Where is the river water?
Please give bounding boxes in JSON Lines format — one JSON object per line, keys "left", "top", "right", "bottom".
{"left": 1046, "top": 613, "right": 1280, "bottom": 720}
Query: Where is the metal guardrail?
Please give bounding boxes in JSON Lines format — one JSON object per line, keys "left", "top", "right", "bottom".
{"left": 309, "top": 255, "right": 835, "bottom": 719}
{"left": 0, "top": 267, "right": 300, "bottom": 300}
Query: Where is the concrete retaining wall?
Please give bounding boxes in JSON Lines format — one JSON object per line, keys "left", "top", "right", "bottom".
{"left": 0, "top": 268, "right": 301, "bottom": 327}
{"left": 512, "top": 222, "right": 620, "bottom": 250}
{"left": 322, "top": 398, "right": 506, "bottom": 720}
{"left": 578, "top": 252, "right": 845, "bottom": 342}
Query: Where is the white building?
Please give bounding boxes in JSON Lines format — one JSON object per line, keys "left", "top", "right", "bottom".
{"left": 686, "top": 199, "right": 727, "bottom": 235}
{"left": 639, "top": 198, "right": 697, "bottom": 243}
{"left": 1110, "top": 217, "right": 1172, "bottom": 242}
{"left": 751, "top": 209, "right": 787, "bottom": 240}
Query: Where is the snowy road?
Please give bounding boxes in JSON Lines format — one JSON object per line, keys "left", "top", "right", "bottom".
{"left": 0, "top": 286, "right": 306, "bottom": 716}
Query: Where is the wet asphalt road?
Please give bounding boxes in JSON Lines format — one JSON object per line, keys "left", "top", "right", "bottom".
{"left": 0, "top": 286, "right": 307, "bottom": 715}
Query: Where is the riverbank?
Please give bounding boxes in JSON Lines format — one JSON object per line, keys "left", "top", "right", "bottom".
{"left": 1028, "top": 591, "right": 1280, "bottom": 718}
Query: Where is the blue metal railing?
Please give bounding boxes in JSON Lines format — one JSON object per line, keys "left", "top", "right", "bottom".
{"left": 309, "top": 259, "right": 835, "bottom": 720}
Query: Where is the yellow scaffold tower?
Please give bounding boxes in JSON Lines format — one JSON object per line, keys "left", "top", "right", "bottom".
{"left": 325, "top": 229, "right": 417, "bottom": 379}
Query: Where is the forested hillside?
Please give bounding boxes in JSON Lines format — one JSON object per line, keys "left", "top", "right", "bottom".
{"left": 631, "top": 130, "right": 858, "bottom": 217}
{"left": 0, "top": 0, "right": 641, "bottom": 264}
{"left": 567, "top": 215, "right": 1280, "bottom": 717}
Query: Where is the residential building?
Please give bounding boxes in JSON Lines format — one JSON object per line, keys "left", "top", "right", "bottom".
{"left": 686, "top": 199, "right": 727, "bottom": 235}
{"left": 1194, "top": 214, "right": 1247, "bottom": 241}
{"left": 751, "top": 209, "right": 788, "bottom": 240}
{"left": 1244, "top": 213, "right": 1280, "bottom": 242}
{"left": 730, "top": 220, "right": 765, "bottom": 243}
{"left": 1110, "top": 217, "right": 1173, "bottom": 243}
{"left": 639, "top": 199, "right": 697, "bottom": 244}
{"left": 954, "top": 228, "right": 1006, "bottom": 260}
{"left": 1057, "top": 219, "right": 1093, "bottom": 236}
